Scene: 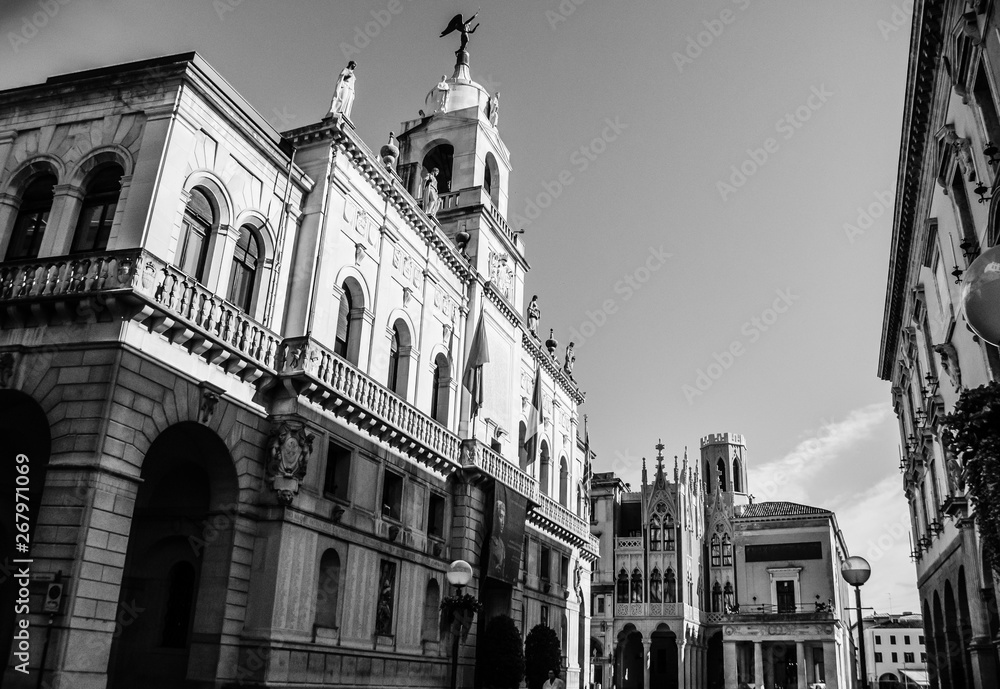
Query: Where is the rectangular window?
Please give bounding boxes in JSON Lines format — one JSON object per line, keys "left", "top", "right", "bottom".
{"left": 541, "top": 604, "right": 549, "bottom": 627}
{"left": 540, "top": 546, "right": 551, "bottom": 581}
{"left": 891, "top": 652, "right": 898, "bottom": 663}
{"left": 560, "top": 555, "right": 570, "bottom": 587}
{"left": 875, "top": 635, "right": 881, "bottom": 645}
{"left": 382, "top": 470, "right": 403, "bottom": 521}
{"left": 974, "top": 62, "right": 1000, "bottom": 149}
{"left": 904, "top": 652, "right": 914, "bottom": 663}
{"left": 427, "top": 493, "right": 445, "bottom": 538}
{"left": 324, "top": 440, "right": 352, "bottom": 501}
{"left": 875, "top": 652, "right": 883, "bottom": 663}
{"left": 919, "top": 635, "right": 925, "bottom": 645}
{"left": 904, "top": 635, "right": 910, "bottom": 645}
{"left": 951, "top": 168, "right": 980, "bottom": 255}
{"left": 813, "top": 647, "right": 825, "bottom": 682}
{"left": 921, "top": 652, "right": 927, "bottom": 663}
{"left": 890, "top": 635, "right": 896, "bottom": 645}
{"left": 590, "top": 499, "right": 598, "bottom": 523}
{"left": 775, "top": 580, "right": 795, "bottom": 613}
{"left": 597, "top": 596, "right": 605, "bottom": 614}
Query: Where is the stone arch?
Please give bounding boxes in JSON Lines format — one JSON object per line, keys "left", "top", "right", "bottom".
{"left": 108, "top": 422, "right": 239, "bottom": 689}
{"left": 333, "top": 266, "right": 371, "bottom": 308}
{"left": 3, "top": 155, "right": 65, "bottom": 196}
{"left": 232, "top": 208, "right": 276, "bottom": 259}
{"left": 315, "top": 548, "right": 342, "bottom": 629}
{"left": 182, "top": 170, "right": 234, "bottom": 229}
{"left": 68, "top": 145, "right": 134, "bottom": 187}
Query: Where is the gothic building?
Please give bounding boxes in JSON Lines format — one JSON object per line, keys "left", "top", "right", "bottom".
{"left": 0, "top": 30, "right": 596, "bottom": 689}
{"left": 878, "top": 2, "right": 1000, "bottom": 688}
{"left": 590, "top": 434, "right": 854, "bottom": 689}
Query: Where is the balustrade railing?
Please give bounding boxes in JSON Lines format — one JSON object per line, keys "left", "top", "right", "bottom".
{"left": 0, "top": 249, "right": 279, "bottom": 372}
{"left": 615, "top": 537, "right": 643, "bottom": 550}
{"left": 538, "top": 493, "right": 600, "bottom": 553}
{"left": 461, "top": 440, "right": 539, "bottom": 503}
{"left": 276, "top": 336, "right": 462, "bottom": 465}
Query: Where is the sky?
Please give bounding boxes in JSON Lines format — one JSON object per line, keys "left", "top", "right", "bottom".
{"left": 1, "top": 0, "right": 918, "bottom": 614}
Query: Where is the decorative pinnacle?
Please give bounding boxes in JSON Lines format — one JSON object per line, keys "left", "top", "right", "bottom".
{"left": 655, "top": 438, "right": 665, "bottom": 458}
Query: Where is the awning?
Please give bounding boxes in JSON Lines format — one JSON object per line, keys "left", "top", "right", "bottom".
{"left": 899, "top": 669, "right": 930, "bottom": 687}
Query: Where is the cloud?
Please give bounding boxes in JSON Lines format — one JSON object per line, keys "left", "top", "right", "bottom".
{"left": 749, "top": 402, "right": 892, "bottom": 504}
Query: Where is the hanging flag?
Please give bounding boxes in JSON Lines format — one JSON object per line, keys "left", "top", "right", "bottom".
{"left": 462, "top": 310, "right": 491, "bottom": 417}
{"left": 583, "top": 414, "right": 592, "bottom": 495}
{"left": 525, "top": 365, "right": 543, "bottom": 461}
{"left": 446, "top": 323, "right": 456, "bottom": 367}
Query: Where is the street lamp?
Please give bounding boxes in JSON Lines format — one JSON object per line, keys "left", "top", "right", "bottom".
{"left": 841, "top": 556, "right": 872, "bottom": 689}
{"left": 962, "top": 244, "right": 1000, "bottom": 345}
{"left": 447, "top": 560, "right": 473, "bottom": 689}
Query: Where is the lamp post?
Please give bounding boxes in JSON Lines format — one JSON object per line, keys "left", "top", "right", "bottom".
{"left": 841, "top": 556, "right": 872, "bottom": 689}
{"left": 447, "top": 559, "right": 473, "bottom": 689}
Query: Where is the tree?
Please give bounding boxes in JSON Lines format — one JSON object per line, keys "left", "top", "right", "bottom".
{"left": 524, "top": 623, "right": 561, "bottom": 689}
{"left": 943, "top": 381, "right": 1000, "bottom": 573}
{"left": 478, "top": 615, "right": 524, "bottom": 689}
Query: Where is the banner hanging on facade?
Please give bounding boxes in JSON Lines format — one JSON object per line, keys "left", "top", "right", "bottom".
{"left": 486, "top": 482, "right": 527, "bottom": 585}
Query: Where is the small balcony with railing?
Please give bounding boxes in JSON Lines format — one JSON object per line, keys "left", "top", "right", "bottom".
{"left": 717, "top": 601, "right": 837, "bottom": 623}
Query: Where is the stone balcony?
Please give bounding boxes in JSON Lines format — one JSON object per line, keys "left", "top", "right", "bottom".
{"left": 460, "top": 439, "right": 599, "bottom": 558}
{"left": 0, "top": 249, "right": 279, "bottom": 382}
{"left": 720, "top": 603, "right": 837, "bottom": 623}
{"left": 614, "top": 602, "right": 703, "bottom": 622}
{"left": 275, "top": 336, "right": 462, "bottom": 476}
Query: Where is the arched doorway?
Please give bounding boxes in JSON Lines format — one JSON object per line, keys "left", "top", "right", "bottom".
{"left": 617, "top": 625, "right": 643, "bottom": 689}
{"left": 650, "top": 623, "right": 678, "bottom": 689}
{"left": 0, "top": 390, "right": 50, "bottom": 671}
{"left": 108, "top": 422, "right": 238, "bottom": 689}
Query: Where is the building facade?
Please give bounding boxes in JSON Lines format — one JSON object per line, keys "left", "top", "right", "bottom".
{"left": 853, "top": 613, "right": 928, "bottom": 689}
{"left": 879, "top": 2, "right": 1000, "bottom": 688}
{"left": 0, "top": 34, "right": 597, "bottom": 689}
{"left": 590, "top": 434, "right": 854, "bottom": 689}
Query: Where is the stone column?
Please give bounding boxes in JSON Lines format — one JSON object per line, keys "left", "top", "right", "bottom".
{"left": 642, "top": 638, "right": 651, "bottom": 689}
{"left": 796, "top": 641, "right": 808, "bottom": 689}
{"left": 724, "top": 640, "right": 738, "bottom": 689}
{"left": 754, "top": 641, "right": 764, "bottom": 688}
{"left": 969, "top": 635, "right": 998, "bottom": 689}
{"left": 677, "top": 640, "right": 686, "bottom": 689}
{"left": 823, "top": 640, "right": 840, "bottom": 689}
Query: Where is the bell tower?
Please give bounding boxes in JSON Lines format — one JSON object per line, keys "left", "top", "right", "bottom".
{"left": 699, "top": 433, "right": 749, "bottom": 498}
{"left": 394, "top": 16, "right": 525, "bottom": 313}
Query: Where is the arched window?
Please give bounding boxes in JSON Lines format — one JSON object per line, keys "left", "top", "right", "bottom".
{"left": 162, "top": 561, "right": 196, "bottom": 648}
{"left": 733, "top": 457, "right": 743, "bottom": 492}
{"left": 7, "top": 174, "right": 56, "bottom": 260}
{"left": 422, "top": 144, "right": 454, "bottom": 193}
{"left": 386, "top": 319, "right": 412, "bottom": 399}
{"left": 704, "top": 459, "right": 711, "bottom": 493}
{"left": 422, "top": 579, "right": 441, "bottom": 641}
{"left": 712, "top": 581, "right": 723, "bottom": 613}
{"left": 723, "top": 581, "right": 735, "bottom": 611}
{"left": 315, "top": 549, "right": 341, "bottom": 628}
{"left": 649, "top": 518, "right": 661, "bottom": 551}
{"left": 717, "top": 457, "right": 728, "bottom": 492}
{"left": 484, "top": 164, "right": 492, "bottom": 197}
{"left": 711, "top": 534, "right": 721, "bottom": 567}
{"left": 664, "top": 567, "right": 676, "bottom": 604}
{"left": 664, "top": 518, "right": 675, "bottom": 552}
{"left": 430, "top": 353, "right": 450, "bottom": 424}
{"left": 559, "top": 457, "right": 569, "bottom": 507}
{"left": 387, "top": 326, "right": 401, "bottom": 392}
{"left": 334, "top": 283, "right": 358, "bottom": 363}
{"left": 484, "top": 152, "right": 500, "bottom": 206}
{"left": 616, "top": 569, "right": 629, "bottom": 603}
{"left": 722, "top": 534, "right": 733, "bottom": 566}
{"left": 540, "top": 442, "right": 550, "bottom": 496}
{"left": 71, "top": 165, "right": 123, "bottom": 253}
{"left": 518, "top": 422, "right": 528, "bottom": 471}
{"left": 227, "top": 224, "right": 261, "bottom": 311}
{"left": 650, "top": 569, "right": 662, "bottom": 603}
{"left": 176, "top": 188, "right": 214, "bottom": 282}
{"left": 630, "top": 568, "right": 643, "bottom": 603}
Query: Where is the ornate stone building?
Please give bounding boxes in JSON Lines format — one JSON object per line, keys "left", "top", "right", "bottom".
{"left": 0, "top": 30, "right": 597, "bottom": 689}
{"left": 590, "top": 434, "right": 854, "bottom": 689}
{"left": 878, "top": 2, "right": 1000, "bottom": 688}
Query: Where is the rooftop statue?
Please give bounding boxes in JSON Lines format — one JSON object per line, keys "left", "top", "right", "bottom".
{"left": 440, "top": 12, "right": 479, "bottom": 53}
{"left": 328, "top": 61, "right": 357, "bottom": 119}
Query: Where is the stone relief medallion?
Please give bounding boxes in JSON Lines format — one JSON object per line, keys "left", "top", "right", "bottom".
{"left": 267, "top": 421, "right": 315, "bottom": 505}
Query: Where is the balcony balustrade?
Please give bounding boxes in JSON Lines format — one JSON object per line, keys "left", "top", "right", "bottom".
{"left": 0, "top": 249, "right": 278, "bottom": 381}
{"left": 276, "top": 335, "right": 462, "bottom": 474}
